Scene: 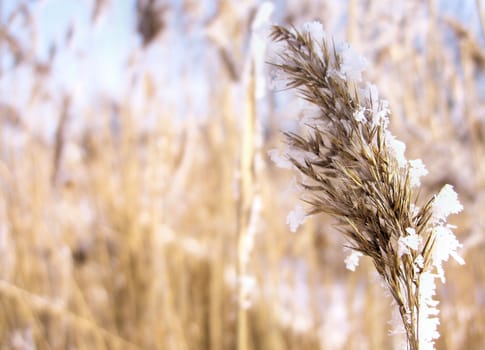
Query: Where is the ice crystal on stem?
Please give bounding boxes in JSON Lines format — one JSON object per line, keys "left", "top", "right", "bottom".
{"left": 431, "top": 184, "right": 463, "bottom": 223}
{"left": 336, "top": 42, "right": 368, "bottom": 82}
{"left": 344, "top": 250, "right": 363, "bottom": 272}
{"left": 398, "top": 228, "right": 422, "bottom": 258}
{"left": 409, "top": 159, "right": 428, "bottom": 187}
{"left": 418, "top": 272, "right": 440, "bottom": 350}
{"left": 268, "top": 22, "right": 465, "bottom": 350}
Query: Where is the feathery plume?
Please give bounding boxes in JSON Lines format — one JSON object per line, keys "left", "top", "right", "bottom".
{"left": 268, "top": 22, "right": 464, "bottom": 350}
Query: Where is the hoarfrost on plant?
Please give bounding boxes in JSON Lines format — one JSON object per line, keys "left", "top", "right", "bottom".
{"left": 432, "top": 225, "right": 465, "bottom": 282}
{"left": 344, "top": 250, "right": 363, "bottom": 271}
{"left": 397, "top": 227, "right": 422, "bottom": 257}
{"left": 353, "top": 107, "right": 366, "bottom": 123}
{"left": 336, "top": 42, "right": 368, "bottom": 82}
{"left": 297, "top": 21, "right": 327, "bottom": 61}
{"left": 357, "top": 83, "right": 390, "bottom": 127}
{"left": 418, "top": 272, "right": 441, "bottom": 350}
{"left": 374, "top": 99, "right": 391, "bottom": 127}
{"left": 384, "top": 131, "right": 407, "bottom": 168}
{"left": 414, "top": 254, "right": 425, "bottom": 274}
{"left": 432, "top": 184, "right": 463, "bottom": 223}
{"left": 409, "top": 159, "right": 428, "bottom": 187}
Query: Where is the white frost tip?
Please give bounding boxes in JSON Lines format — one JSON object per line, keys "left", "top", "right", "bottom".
{"left": 384, "top": 131, "right": 407, "bottom": 168}
{"left": 418, "top": 271, "right": 440, "bottom": 349}
{"left": 415, "top": 255, "right": 425, "bottom": 267}
{"left": 432, "top": 184, "right": 463, "bottom": 223}
{"left": 389, "top": 306, "right": 406, "bottom": 335}
{"left": 353, "top": 107, "right": 366, "bottom": 123}
{"left": 344, "top": 250, "right": 363, "bottom": 271}
{"left": 286, "top": 204, "right": 307, "bottom": 232}
{"left": 397, "top": 227, "right": 422, "bottom": 257}
{"left": 301, "top": 21, "right": 326, "bottom": 45}
{"left": 357, "top": 83, "right": 390, "bottom": 127}
{"left": 374, "top": 100, "right": 390, "bottom": 127}
{"left": 432, "top": 225, "right": 465, "bottom": 282}
{"left": 337, "top": 42, "right": 368, "bottom": 82}
{"left": 409, "top": 159, "right": 429, "bottom": 187}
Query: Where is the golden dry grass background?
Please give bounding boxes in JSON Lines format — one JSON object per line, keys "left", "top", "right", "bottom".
{"left": 0, "top": 0, "right": 484, "bottom": 349}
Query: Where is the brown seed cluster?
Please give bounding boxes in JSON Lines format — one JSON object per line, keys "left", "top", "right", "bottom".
{"left": 269, "top": 24, "right": 444, "bottom": 349}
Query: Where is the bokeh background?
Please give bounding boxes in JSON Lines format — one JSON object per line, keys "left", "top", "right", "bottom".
{"left": 1, "top": 0, "right": 484, "bottom": 349}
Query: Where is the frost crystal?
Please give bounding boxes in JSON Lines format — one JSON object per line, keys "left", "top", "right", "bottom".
{"left": 397, "top": 227, "right": 422, "bottom": 257}
{"left": 353, "top": 107, "right": 366, "bottom": 123}
{"left": 357, "top": 83, "right": 391, "bottom": 127}
{"left": 389, "top": 305, "right": 407, "bottom": 335}
{"left": 337, "top": 42, "right": 368, "bottom": 82}
{"left": 409, "top": 159, "right": 428, "bottom": 187}
{"left": 432, "top": 225, "right": 465, "bottom": 282}
{"left": 344, "top": 250, "right": 363, "bottom": 271}
{"left": 300, "top": 22, "right": 326, "bottom": 61}
{"left": 418, "top": 272, "right": 440, "bottom": 350}
{"left": 367, "top": 83, "right": 379, "bottom": 106}
{"left": 286, "top": 204, "right": 307, "bottom": 232}
{"left": 384, "top": 131, "right": 407, "bottom": 168}
{"left": 432, "top": 184, "right": 463, "bottom": 223}
{"left": 302, "top": 21, "right": 326, "bottom": 45}
{"left": 414, "top": 254, "right": 425, "bottom": 274}
{"left": 374, "top": 99, "right": 391, "bottom": 127}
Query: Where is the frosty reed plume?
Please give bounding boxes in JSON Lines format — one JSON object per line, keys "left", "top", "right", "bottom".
{"left": 267, "top": 22, "right": 464, "bottom": 350}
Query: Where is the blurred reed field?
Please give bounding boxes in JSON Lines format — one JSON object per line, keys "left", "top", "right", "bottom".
{"left": 0, "top": 0, "right": 484, "bottom": 349}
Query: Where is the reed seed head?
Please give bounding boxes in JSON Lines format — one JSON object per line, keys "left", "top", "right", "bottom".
{"left": 268, "top": 21, "right": 465, "bottom": 350}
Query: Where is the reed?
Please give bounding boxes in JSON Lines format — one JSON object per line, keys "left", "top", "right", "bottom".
{"left": 268, "top": 22, "right": 465, "bottom": 350}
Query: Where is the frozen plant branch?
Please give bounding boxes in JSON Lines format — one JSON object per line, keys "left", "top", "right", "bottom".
{"left": 268, "top": 22, "right": 465, "bottom": 350}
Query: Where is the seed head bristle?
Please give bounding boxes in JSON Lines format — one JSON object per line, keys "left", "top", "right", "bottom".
{"left": 269, "top": 22, "right": 465, "bottom": 350}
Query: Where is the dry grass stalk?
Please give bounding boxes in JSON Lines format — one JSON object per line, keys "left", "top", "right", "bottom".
{"left": 0, "top": 280, "right": 141, "bottom": 350}
{"left": 268, "top": 23, "right": 465, "bottom": 350}
{"left": 236, "top": 60, "right": 256, "bottom": 350}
